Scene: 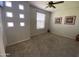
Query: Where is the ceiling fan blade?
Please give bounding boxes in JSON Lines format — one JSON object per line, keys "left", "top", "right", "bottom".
{"left": 52, "top": 5, "right": 56, "bottom": 8}
{"left": 53, "top": 1, "right": 64, "bottom": 4}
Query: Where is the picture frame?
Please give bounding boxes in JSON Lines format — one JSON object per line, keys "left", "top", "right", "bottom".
{"left": 55, "top": 17, "right": 62, "bottom": 24}
{"left": 64, "top": 16, "right": 76, "bottom": 25}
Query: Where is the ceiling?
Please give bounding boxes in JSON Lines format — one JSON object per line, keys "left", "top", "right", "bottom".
{"left": 29, "top": 1, "right": 79, "bottom": 12}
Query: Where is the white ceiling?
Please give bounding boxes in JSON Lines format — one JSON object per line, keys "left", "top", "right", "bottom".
{"left": 29, "top": 1, "right": 79, "bottom": 12}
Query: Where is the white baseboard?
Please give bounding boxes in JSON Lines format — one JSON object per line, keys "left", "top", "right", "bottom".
{"left": 31, "top": 32, "right": 47, "bottom": 37}
{"left": 0, "top": 54, "right": 6, "bottom": 57}
{"left": 7, "top": 37, "right": 30, "bottom": 46}
{"left": 51, "top": 32, "right": 74, "bottom": 40}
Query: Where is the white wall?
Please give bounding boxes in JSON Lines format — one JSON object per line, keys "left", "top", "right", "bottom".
{"left": 0, "top": 8, "right": 6, "bottom": 57}
{"left": 50, "top": 2, "right": 79, "bottom": 39}
{"left": 30, "top": 5, "right": 50, "bottom": 36}
{"left": 3, "top": 1, "right": 30, "bottom": 46}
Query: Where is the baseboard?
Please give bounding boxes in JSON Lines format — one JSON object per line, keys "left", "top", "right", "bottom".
{"left": 7, "top": 37, "right": 30, "bottom": 46}
{"left": 31, "top": 32, "right": 47, "bottom": 37}
{"left": 0, "top": 54, "right": 6, "bottom": 57}
{"left": 51, "top": 32, "right": 74, "bottom": 40}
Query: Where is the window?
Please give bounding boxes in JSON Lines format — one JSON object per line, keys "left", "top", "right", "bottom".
{"left": 6, "top": 12, "right": 13, "bottom": 17}
{"left": 0, "top": 1, "right": 4, "bottom": 7}
{"left": 7, "top": 22, "right": 14, "bottom": 27}
{"left": 20, "top": 22, "right": 25, "bottom": 27}
{"left": 36, "top": 12, "right": 45, "bottom": 29}
{"left": 19, "top": 4, "right": 24, "bottom": 10}
{"left": 19, "top": 14, "right": 24, "bottom": 19}
{"left": 5, "top": 1, "right": 12, "bottom": 7}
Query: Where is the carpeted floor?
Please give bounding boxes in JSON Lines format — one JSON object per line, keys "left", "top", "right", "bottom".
{"left": 6, "top": 33, "right": 79, "bottom": 57}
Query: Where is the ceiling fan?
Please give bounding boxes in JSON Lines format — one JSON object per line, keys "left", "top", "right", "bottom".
{"left": 46, "top": 1, "right": 64, "bottom": 8}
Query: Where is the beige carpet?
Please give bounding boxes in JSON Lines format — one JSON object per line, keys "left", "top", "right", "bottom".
{"left": 6, "top": 33, "right": 79, "bottom": 57}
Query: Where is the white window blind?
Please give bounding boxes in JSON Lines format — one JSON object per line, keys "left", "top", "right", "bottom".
{"left": 36, "top": 12, "right": 45, "bottom": 29}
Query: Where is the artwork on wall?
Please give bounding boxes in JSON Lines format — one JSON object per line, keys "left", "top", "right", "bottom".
{"left": 64, "top": 16, "right": 76, "bottom": 25}
{"left": 55, "top": 17, "right": 62, "bottom": 24}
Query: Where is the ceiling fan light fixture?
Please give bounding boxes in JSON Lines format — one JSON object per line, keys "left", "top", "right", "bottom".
{"left": 46, "top": 1, "right": 64, "bottom": 8}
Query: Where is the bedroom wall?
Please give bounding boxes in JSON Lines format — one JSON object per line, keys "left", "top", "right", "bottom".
{"left": 30, "top": 5, "right": 51, "bottom": 36}
{"left": 50, "top": 2, "right": 79, "bottom": 39}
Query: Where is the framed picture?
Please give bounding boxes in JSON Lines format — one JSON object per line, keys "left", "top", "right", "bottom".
{"left": 65, "top": 16, "right": 76, "bottom": 25}
{"left": 55, "top": 17, "right": 62, "bottom": 24}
